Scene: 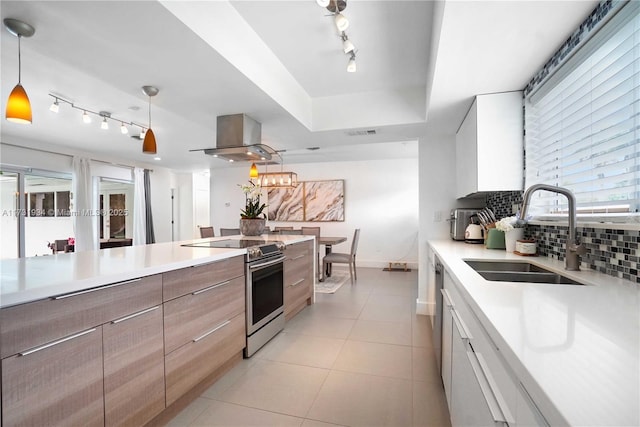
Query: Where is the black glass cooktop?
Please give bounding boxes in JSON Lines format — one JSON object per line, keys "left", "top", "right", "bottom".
{"left": 181, "top": 239, "right": 266, "bottom": 249}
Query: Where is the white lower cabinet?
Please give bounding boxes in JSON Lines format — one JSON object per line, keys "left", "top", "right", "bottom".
{"left": 443, "top": 270, "right": 517, "bottom": 427}
{"left": 516, "top": 383, "right": 550, "bottom": 427}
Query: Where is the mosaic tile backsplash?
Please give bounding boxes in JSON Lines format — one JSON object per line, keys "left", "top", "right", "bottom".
{"left": 486, "top": 191, "right": 639, "bottom": 283}
{"left": 526, "top": 224, "right": 640, "bottom": 284}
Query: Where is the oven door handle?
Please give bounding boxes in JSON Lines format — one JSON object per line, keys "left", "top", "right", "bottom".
{"left": 249, "top": 256, "right": 286, "bottom": 270}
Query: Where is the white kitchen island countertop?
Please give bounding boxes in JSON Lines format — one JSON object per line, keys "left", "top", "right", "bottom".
{"left": 429, "top": 239, "right": 640, "bottom": 427}
{"left": 0, "top": 234, "right": 312, "bottom": 309}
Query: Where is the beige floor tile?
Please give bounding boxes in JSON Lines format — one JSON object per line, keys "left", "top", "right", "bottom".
{"left": 201, "top": 357, "right": 257, "bottom": 399}
{"left": 332, "top": 340, "right": 413, "bottom": 379}
{"left": 371, "top": 280, "right": 416, "bottom": 297}
{"left": 307, "top": 370, "right": 412, "bottom": 426}
{"left": 165, "top": 397, "right": 214, "bottom": 427}
{"left": 285, "top": 312, "right": 356, "bottom": 339}
{"left": 190, "top": 400, "right": 303, "bottom": 426}
{"left": 348, "top": 319, "right": 412, "bottom": 346}
{"left": 257, "top": 332, "right": 345, "bottom": 368}
{"left": 304, "top": 299, "right": 366, "bottom": 319}
{"left": 412, "top": 314, "right": 434, "bottom": 348}
{"left": 412, "top": 347, "right": 440, "bottom": 383}
{"left": 359, "top": 301, "right": 414, "bottom": 323}
{"left": 218, "top": 359, "right": 329, "bottom": 418}
{"left": 366, "top": 294, "right": 415, "bottom": 309}
{"left": 301, "top": 419, "right": 346, "bottom": 427}
{"left": 413, "top": 380, "right": 451, "bottom": 427}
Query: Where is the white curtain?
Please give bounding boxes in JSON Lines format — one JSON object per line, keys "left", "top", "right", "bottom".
{"left": 133, "top": 168, "right": 146, "bottom": 245}
{"left": 72, "top": 157, "right": 97, "bottom": 252}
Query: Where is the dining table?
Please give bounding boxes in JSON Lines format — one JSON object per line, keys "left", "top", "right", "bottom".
{"left": 318, "top": 236, "right": 347, "bottom": 279}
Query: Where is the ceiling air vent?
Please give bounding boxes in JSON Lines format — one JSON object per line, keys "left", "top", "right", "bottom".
{"left": 345, "top": 129, "right": 377, "bottom": 136}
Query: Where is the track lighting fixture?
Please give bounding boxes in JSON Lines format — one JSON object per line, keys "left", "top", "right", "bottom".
{"left": 347, "top": 52, "right": 357, "bottom": 73}
{"left": 319, "top": 1, "right": 357, "bottom": 73}
{"left": 4, "top": 19, "right": 35, "bottom": 124}
{"left": 46, "top": 93, "right": 151, "bottom": 145}
{"left": 334, "top": 12, "right": 349, "bottom": 32}
{"left": 341, "top": 32, "right": 354, "bottom": 53}
{"left": 141, "top": 85, "right": 158, "bottom": 155}
{"left": 316, "top": 0, "right": 330, "bottom": 7}
{"left": 49, "top": 98, "right": 60, "bottom": 113}
{"left": 100, "top": 112, "right": 110, "bottom": 130}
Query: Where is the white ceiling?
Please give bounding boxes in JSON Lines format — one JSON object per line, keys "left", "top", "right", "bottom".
{"left": 0, "top": 1, "right": 598, "bottom": 173}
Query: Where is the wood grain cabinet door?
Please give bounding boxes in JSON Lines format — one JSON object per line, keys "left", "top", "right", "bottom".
{"left": 1, "top": 326, "right": 104, "bottom": 427}
{"left": 284, "top": 241, "right": 314, "bottom": 320}
{"left": 103, "top": 305, "right": 165, "bottom": 427}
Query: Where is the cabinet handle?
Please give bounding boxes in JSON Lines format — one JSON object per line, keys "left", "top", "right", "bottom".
{"left": 466, "top": 350, "right": 507, "bottom": 424}
{"left": 451, "top": 308, "right": 473, "bottom": 341}
{"left": 192, "top": 280, "right": 232, "bottom": 295}
{"left": 249, "top": 256, "right": 286, "bottom": 270}
{"left": 53, "top": 278, "right": 141, "bottom": 299}
{"left": 193, "top": 320, "right": 231, "bottom": 342}
{"left": 111, "top": 306, "right": 159, "bottom": 324}
{"left": 290, "top": 278, "right": 305, "bottom": 287}
{"left": 441, "top": 289, "right": 454, "bottom": 308}
{"left": 475, "top": 352, "right": 514, "bottom": 425}
{"left": 19, "top": 328, "right": 97, "bottom": 356}
{"left": 519, "top": 382, "right": 550, "bottom": 427}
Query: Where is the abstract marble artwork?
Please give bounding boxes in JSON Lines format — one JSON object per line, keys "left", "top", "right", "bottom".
{"left": 267, "top": 185, "right": 304, "bottom": 221}
{"left": 267, "top": 180, "right": 344, "bottom": 222}
{"left": 304, "top": 180, "right": 344, "bottom": 221}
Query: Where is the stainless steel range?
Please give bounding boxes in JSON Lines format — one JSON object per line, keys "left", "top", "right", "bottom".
{"left": 182, "top": 238, "right": 286, "bottom": 357}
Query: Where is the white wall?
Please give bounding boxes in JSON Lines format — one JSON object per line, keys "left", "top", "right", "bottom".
{"left": 417, "top": 133, "right": 458, "bottom": 315}
{"left": 211, "top": 158, "right": 419, "bottom": 268}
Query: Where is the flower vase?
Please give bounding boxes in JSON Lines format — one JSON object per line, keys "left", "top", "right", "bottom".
{"left": 505, "top": 228, "right": 524, "bottom": 252}
{"left": 239, "top": 218, "right": 266, "bottom": 236}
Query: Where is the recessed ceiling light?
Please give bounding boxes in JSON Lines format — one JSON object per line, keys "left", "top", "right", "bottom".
{"left": 154, "top": 157, "right": 161, "bottom": 161}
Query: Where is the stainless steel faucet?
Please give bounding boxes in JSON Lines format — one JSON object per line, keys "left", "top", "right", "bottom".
{"left": 520, "top": 184, "right": 587, "bottom": 271}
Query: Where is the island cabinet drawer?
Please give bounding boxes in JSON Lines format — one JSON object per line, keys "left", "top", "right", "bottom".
{"left": 162, "top": 255, "right": 245, "bottom": 301}
{"left": 1, "top": 326, "right": 104, "bottom": 427}
{"left": 165, "top": 312, "right": 245, "bottom": 406}
{"left": 286, "top": 241, "right": 313, "bottom": 265}
{"left": 163, "top": 275, "right": 245, "bottom": 354}
{"left": 0, "top": 274, "right": 162, "bottom": 359}
{"left": 284, "top": 274, "right": 312, "bottom": 315}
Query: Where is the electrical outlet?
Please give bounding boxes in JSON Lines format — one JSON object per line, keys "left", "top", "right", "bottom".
{"left": 225, "top": 202, "right": 231, "bottom": 207}
{"left": 433, "top": 210, "right": 442, "bottom": 222}
{"left": 512, "top": 204, "right": 519, "bottom": 214}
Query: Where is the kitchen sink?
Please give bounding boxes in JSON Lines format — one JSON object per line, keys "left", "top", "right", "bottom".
{"left": 464, "top": 260, "right": 585, "bottom": 286}
{"left": 464, "top": 260, "right": 552, "bottom": 273}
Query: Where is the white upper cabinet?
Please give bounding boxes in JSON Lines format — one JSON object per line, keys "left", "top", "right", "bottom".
{"left": 455, "top": 91, "right": 523, "bottom": 198}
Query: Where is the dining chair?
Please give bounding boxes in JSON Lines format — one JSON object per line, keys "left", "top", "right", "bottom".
{"left": 280, "top": 229, "right": 302, "bottom": 235}
{"left": 274, "top": 226, "right": 293, "bottom": 231}
{"left": 220, "top": 228, "right": 241, "bottom": 236}
{"left": 322, "top": 229, "right": 360, "bottom": 284}
{"left": 302, "top": 227, "right": 322, "bottom": 280}
{"left": 199, "top": 226, "right": 215, "bottom": 238}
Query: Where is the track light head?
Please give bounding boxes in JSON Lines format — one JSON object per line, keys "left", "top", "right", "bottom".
{"left": 49, "top": 98, "right": 60, "bottom": 113}
{"left": 347, "top": 52, "right": 356, "bottom": 73}
{"left": 82, "top": 110, "right": 92, "bottom": 124}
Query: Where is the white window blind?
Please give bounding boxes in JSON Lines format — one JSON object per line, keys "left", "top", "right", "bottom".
{"left": 525, "top": 3, "right": 640, "bottom": 217}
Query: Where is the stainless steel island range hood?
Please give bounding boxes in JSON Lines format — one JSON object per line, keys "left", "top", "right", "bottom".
{"left": 192, "top": 114, "right": 279, "bottom": 162}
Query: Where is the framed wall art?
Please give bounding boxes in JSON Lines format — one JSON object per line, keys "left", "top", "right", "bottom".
{"left": 267, "top": 179, "right": 344, "bottom": 222}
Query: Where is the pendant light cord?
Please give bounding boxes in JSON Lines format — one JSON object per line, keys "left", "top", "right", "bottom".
{"left": 17, "top": 35, "right": 21, "bottom": 84}
{"left": 148, "top": 95, "right": 151, "bottom": 128}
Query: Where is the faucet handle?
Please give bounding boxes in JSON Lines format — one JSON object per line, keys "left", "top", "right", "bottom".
{"left": 570, "top": 242, "right": 587, "bottom": 255}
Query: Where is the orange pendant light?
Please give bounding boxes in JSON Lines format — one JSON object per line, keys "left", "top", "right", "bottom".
{"left": 142, "top": 86, "right": 159, "bottom": 155}
{"left": 6, "top": 84, "right": 31, "bottom": 124}
{"left": 4, "top": 19, "right": 35, "bottom": 124}
{"left": 249, "top": 162, "right": 259, "bottom": 178}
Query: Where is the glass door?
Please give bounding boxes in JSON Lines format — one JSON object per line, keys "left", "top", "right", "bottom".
{"left": 0, "top": 172, "right": 20, "bottom": 259}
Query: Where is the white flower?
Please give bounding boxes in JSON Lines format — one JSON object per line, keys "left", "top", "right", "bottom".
{"left": 495, "top": 216, "right": 517, "bottom": 232}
